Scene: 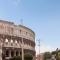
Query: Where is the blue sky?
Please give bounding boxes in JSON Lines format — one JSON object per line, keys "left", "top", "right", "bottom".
{"left": 0, "top": 0, "right": 60, "bottom": 53}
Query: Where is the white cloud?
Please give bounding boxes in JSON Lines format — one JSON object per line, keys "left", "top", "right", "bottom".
{"left": 35, "top": 43, "right": 55, "bottom": 55}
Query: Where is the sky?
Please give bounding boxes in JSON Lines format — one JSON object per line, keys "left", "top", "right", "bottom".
{"left": 0, "top": 0, "right": 60, "bottom": 54}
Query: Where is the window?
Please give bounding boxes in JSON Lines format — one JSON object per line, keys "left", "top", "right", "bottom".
{"left": 16, "top": 51, "right": 19, "bottom": 56}
{"left": 15, "top": 40, "right": 17, "bottom": 43}
{"left": 11, "top": 51, "right": 14, "bottom": 57}
{"left": 5, "top": 38, "right": 8, "bottom": 42}
{"left": 6, "top": 50, "right": 9, "bottom": 57}
{"left": 11, "top": 43, "right": 13, "bottom": 46}
{"left": 20, "top": 30, "right": 21, "bottom": 33}
{"left": 0, "top": 24, "right": 4, "bottom": 29}
{"left": 26, "top": 32, "right": 27, "bottom": 35}
{"left": 10, "top": 27, "right": 14, "bottom": 34}
{"left": 11, "top": 39, "right": 13, "bottom": 43}
{"left": 15, "top": 40, "right": 18, "bottom": 46}
{"left": 7, "top": 27, "right": 13, "bottom": 34}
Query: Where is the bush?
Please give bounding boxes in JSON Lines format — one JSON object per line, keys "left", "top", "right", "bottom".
{"left": 43, "top": 52, "right": 51, "bottom": 60}
{"left": 9, "top": 56, "right": 22, "bottom": 60}
{"left": 24, "top": 53, "right": 33, "bottom": 60}
{"left": 9, "top": 53, "right": 33, "bottom": 60}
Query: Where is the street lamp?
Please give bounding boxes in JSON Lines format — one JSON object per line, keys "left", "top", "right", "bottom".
{"left": 38, "top": 39, "right": 40, "bottom": 60}
{"left": 22, "top": 37, "right": 24, "bottom": 60}
{"left": 56, "top": 48, "right": 58, "bottom": 60}
{"left": 36, "top": 39, "right": 40, "bottom": 60}
{"left": 19, "top": 19, "right": 24, "bottom": 60}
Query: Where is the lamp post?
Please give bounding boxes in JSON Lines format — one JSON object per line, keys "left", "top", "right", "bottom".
{"left": 38, "top": 39, "right": 40, "bottom": 60}
{"left": 56, "top": 48, "right": 58, "bottom": 60}
{"left": 22, "top": 37, "right": 24, "bottom": 60}
{"left": 20, "top": 19, "right": 24, "bottom": 60}
{"left": 37, "top": 39, "right": 40, "bottom": 60}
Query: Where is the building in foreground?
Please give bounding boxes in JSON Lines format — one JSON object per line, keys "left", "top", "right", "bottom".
{"left": 0, "top": 20, "right": 35, "bottom": 60}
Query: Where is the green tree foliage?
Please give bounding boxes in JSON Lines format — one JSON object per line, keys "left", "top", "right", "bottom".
{"left": 50, "top": 49, "right": 60, "bottom": 60}
{"left": 24, "top": 53, "right": 33, "bottom": 60}
{"left": 51, "top": 51, "right": 56, "bottom": 55}
{"left": 9, "top": 53, "right": 33, "bottom": 60}
{"left": 43, "top": 49, "right": 60, "bottom": 60}
{"left": 9, "top": 56, "right": 22, "bottom": 60}
{"left": 43, "top": 52, "right": 51, "bottom": 60}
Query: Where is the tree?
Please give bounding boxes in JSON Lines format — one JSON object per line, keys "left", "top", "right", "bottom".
{"left": 56, "top": 50, "right": 60, "bottom": 60}
{"left": 9, "top": 56, "right": 22, "bottom": 60}
{"left": 9, "top": 53, "right": 33, "bottom": 60}
{"left": 43, "top": 52, "right": 51, "bottom": 60}
{"left": 51, "top": 50, "right": 60, "bottom": 60}
{"left": 24, "top": 53, "right": 33, "bottom": 60}
{"left": 51, "top": 51, "right": 56, "bottom": 55}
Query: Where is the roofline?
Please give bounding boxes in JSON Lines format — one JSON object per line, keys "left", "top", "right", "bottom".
{"left": 0, "top": 20, "right": 35, "bottom": 35}
{"left": 18, "top": 25, "right": 35, "bottom": 35}
{"left": 0, "top": 20, "right": 14, "bottom": 25}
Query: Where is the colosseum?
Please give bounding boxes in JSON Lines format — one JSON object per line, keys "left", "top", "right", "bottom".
{"left": 0, "top": 20, "right": 35, "bottom": 60}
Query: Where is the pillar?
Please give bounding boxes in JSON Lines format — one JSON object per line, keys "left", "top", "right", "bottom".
{"left": 18, "top": 51, "right": 20, "bottom": 56}
{"left": 9, "top": 50, "right": 11, "bottom": 58}
{"left": 0, "top": 48, "right": 2, "bottom": 60}
{"left": 14, "top": 50, "right": 16, "bottom": 56}
{"left": 0, "top": 40, "right": 3, "bottom": 60}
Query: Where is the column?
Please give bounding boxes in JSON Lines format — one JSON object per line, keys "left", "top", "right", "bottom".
{"left": 17, "top": 51, "right": 20, "bottom": 56}
{"left": 18, "top": 51, "right": 20, "bottom": 56}
{"left": 14, "top": 50, "right": 16, "bottom": 56}
{"left": 0, "top": 48, "right": 2, "bottom": 60}
{"left": 9, "top": 50, "right": 11, "bottom": 58}
{"left": 0, "top": 40, "right": 3, "bottom": 60}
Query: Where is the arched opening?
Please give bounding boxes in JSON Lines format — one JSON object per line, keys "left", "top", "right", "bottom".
{"left": 20, "top": 51, "right": 22, "bottom": 56}
{"left": 6, "top": 50, "right": 9, "bottom": 57}
{"left": 16, "top": 51, "right": 19, "bottom": 56}
{"left": 11, "top": 51, "right": 14, "bottom": 57}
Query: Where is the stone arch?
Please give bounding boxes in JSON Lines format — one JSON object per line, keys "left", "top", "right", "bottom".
{"left": 16, "top": 51, "right": 19, "bottom": 56}
{"left": 11, "top": 51, "right": 14, "bottom": 57}
{"left": 6, "top": 50, "right": 9, "bottom": 57}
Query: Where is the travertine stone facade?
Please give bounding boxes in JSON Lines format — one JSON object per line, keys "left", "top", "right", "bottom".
{"left": 0, "top": 20, "right": 35, "bottom": 60}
